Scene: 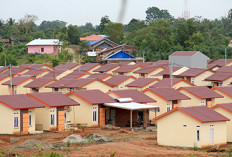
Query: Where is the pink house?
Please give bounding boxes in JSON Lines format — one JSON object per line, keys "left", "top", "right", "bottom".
{"left": 27, "top": 39, "right": 62, "bottom": 54}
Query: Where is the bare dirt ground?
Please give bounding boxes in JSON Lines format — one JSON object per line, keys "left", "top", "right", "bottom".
{"left": 0, "top": 127, "right": 230, "bottom": 157}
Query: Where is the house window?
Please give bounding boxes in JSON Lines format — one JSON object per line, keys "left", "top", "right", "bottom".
{"left": 54, "top": 88, "right": 58, "bottom": 92}
{"left": 41, "top": 48, "right": 44, "bottom": 52}
{"left": 51, "top": 114, "right": 55, "bottom": 126}
{"left": 70, "top": 88, "right": 74, "bottom": 92}
{"left": 141, "top": 73, "right": 145, "bottom": 78}
{"left": 197, "top": 130, "right": 200, "bottom": 142}
{"left": 191, "top": 78, "right": 195, "bottom": 84}
{"left": 29, "top": 114, "right": 32, "bottom": 127}
{"left": 157, "top": 108, "right": 160, "bottom": 112}
{"left": 93, "top": 107, "right": 97, "bottom": 122}
{"left": 32, "top": 88, "right": 39, "bottom": 93}
{"left": 13, "top": 86, "right": 17, "bottom": 95}
{"left": 64, "top": 112, "right": 67, "bottom": 124}
{"left": 167, "top": 107, "right": 171, "bottom": 112}
{"left": 14, "top": 116, "right": 19, "bottom": 129}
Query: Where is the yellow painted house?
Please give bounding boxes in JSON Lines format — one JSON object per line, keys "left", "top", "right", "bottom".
{"left": 212, "top": 86, "right": 232, "bottom": 104}
{"left": 142, "top": 87, "right": 190, "bottom": 117}
{"left": 0, "top": 74, "right": 10, "bottom": 95}
{"left": 154, "top": 106, "right": 229, "bottom": 148}
{"left": 66, "top": 90, "right": 116, "bottom": 127}
{"left": 79, "top": 63, "right": 102, "bottom": 73}
{"left": 212, "top": 103, "right": 232, "bottom": 142}
{"left": 205, "top": 72, "right": 232, "bottom": 87}
{"left": 46, "top": 78, "right": 113, "bottom": 93}
{"left": 24, "top": 77, "right": 57, "bottom": 93}
{"left": 93, "top": 64, "right": 121, "bottom": 74}
{"left": 2, "top": 76, "right": 35, "bottom": 95}
{"left": 0, "top": 94, "right": 45, "bottom": 134}
{"left": 149, "top": 78, "right": 195, "bottom": 89}
{"left": 21, "top": 69, "right": 52, "bottom": 78}
{"left": 177, "top": 86, "right": 224, "bottom": 107}
{"left": 27, "top": 92, "right": 80, "bottom": 131}
{"left": 19, "top": 63, "right": 54, "bottom": 71}
{"left": 176, "top": 68, "right": 215, "bottom": 86}
{"left": 133, "top": 65, "right": 166, "bottom": 78}
{"left": 104, "top": 75, "right": 136, "bottom": 90}
{"left": 112, "top": 64, "right": 143, "bottom": 78}
{"left": 125, "top": 78, "right": 160, "bottom": 91}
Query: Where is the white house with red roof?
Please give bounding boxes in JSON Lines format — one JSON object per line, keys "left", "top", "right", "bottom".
{"left": 154, "top": 106, "right": 229, "bottom": 148}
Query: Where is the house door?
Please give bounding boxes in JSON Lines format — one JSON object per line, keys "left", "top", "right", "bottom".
{"left": 99, "top": 108, "right": 106, "bottom": 127}
{"left": 22, "top": 113, "right": 29, "bottom": 134}
{"left": 172, "top": 100, "right": 178, "bottom": 109}
{"left": 57, "top": 107, "right": 65, "bottom": 131}
{"left": 206, "top": 99, "right": 212, "bottom": 107}
{"left": 20, "top": 109, "right": 29, "bottom": 134}
{"left": 111, "top": 109, "right": 116, "bottom": 124}
{"left": 210, "top": 128, "right": 214, "bottom": 145}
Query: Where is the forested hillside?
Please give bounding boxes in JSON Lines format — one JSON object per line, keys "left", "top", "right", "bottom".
{"left": 0, "top": 7, "right": 232, "bottom": 66}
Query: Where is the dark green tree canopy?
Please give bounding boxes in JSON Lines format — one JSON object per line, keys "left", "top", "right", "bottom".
{"left": 146, "top": 7, "right": 174, "bottom": 24}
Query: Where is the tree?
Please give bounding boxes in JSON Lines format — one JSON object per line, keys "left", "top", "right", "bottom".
{"left": 103, "top": 22, "right": 124, "bottom": 43}
{"left": 127, "top": 19, "right": 146, "bottom": 32}
{"left": 18, "top": 14, "right": 38, "bottom": 34}
{"left": 97, "top": 16, "right": 111, "bottom": 33}
{"left": 145, "top": 7, "right": 173, "bottom": 24}
{"left": 79, "top": 22, "right": 96, "bottom": 35}
{"left": 67, "top": 25, "right": 80, "bottom": 44}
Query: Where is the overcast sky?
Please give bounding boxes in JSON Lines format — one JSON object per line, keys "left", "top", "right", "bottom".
{"left": 1, "top": 0, "right": 231, "bottom": 26}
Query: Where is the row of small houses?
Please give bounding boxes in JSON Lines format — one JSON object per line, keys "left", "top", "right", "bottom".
{"left": 1, "top": 55, "right": 232, "bottom": 148}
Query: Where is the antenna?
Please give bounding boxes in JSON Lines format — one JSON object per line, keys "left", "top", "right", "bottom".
{"left": 182, "top": 0, "right": 190, "bottom": 20}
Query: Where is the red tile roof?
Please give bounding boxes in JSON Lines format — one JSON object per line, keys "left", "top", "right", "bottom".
{"left": 54, "top": 63, "right": 79, "bottom": 70}
{"left": 216, "top": 66, "right": 232, "bottom": 73}
{"left": 143, "top": 87, "right": 190, "bottom": 101}
{"left": 0, "top": 74, "right": 9, "bottom": 81}
{"left": 66, "top": 90, "right": 115, "bottom": 105}
{"left": 41, "top": 69, "right": 66, "bottom": 78}
{"left": 27, "top": 92, "right": 80, "bottom": 107}
{"left": 149, "top": 78, "right": 194, "bottom": 88}
{"left": 0, "top": 66, "right": 10, "bottom": 73}
{"left": 134, "top": 65, "right": 164, "bottom": 74}
{"left": 2, "top": 76, "right": 35, "bottom": 86}
{"left": 108, "top": 89, "right": 156, "bottom": 103}
{"left": 105, "top": 75, "right": 135, "bottom": 87}
{"left": 80, "top": 35, "right": 103, "bottom": 41}
{"left": 45, "top": 79, "right": 74, "bottom": 88}
{"left": 113, "top": 65, "right": 142, "bottom": 73}
{"left": 62, "top": 78, "right": 104, "bottom": 88}
{"left": 212, "top": 103, "right": 232, "bottom": 113}
{"left": 178, "top": 86, "right": 223, "bottom": 99}
{"left": 2, "top": 66, "right": 31, "bottom": 76}
{"left": 126, "top": 78, "right": 160, "bottom": 88}
{"left": 86, "top": 73, "right": 112, "bottom": 80}
{"left": 22, "top": 69, "right": 50, "bottom": 77}
{"left": 153, "top": 60, "right": 169, "bottom": 67}
{"left": 154, "top": 106, "right": 230, "bottom": 123}
{"left": 213, "top": 86, "right": 232, "bottom": 98}
{"left": 79, "top": 63, "right": 102, "bottom": 72}
{"left": 20, "top": 64, "right": 54, "bottom": 70}
{"left": 170, "top": 51, "right": 198, "bottom": 56}
{"left": 177, "top": 68, "right": 212, "bottom": 77}
{"left": 24, "top": 77, "right": 56, "bottom": 88}
{"left": 154, "top": 67, "right": 182, "bottom": 76}
{"left": 204, "top": 72, "right": 232, "bottom": 82}
{"left": 0, "top": 94, "right": 45, "bottom": 110}
{"left": 93, "top": 64, "right": 120, "bottom": 72}
{"left": 60, "top": 71, "right": 89, "bottom": 80}
{"left": 209, "top": 59, "right": 232, "bottom": 67}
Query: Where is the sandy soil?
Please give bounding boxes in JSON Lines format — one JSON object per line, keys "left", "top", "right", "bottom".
{"left": 0, "top": 127, "right": 230, "bottom": 157}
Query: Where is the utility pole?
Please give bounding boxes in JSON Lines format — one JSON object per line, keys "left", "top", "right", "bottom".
{"left": 79, "top": 53, "right": 81, "bottom": 72}
{"left": 169, "top": 61, "right": 173, "bottom": 88}
{"left": 10, "top": 64, "right": 13, "bottom": 95}
{"left": 225, "top": 48, "right": 227, "bottom": 65}
{"left": 4, "top": 54, "right": 6, "bottom": 66}
{"left": 143, "top": 51, "right": 145, "bottom": 63}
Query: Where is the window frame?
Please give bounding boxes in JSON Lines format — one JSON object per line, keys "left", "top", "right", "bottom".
{"left": 14, "top": 116, "right": 19, "bottom": 129}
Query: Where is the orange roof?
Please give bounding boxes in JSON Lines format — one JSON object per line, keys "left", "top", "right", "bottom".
{"left": 80, "top": 35, "right": 103, "bottom": 41}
